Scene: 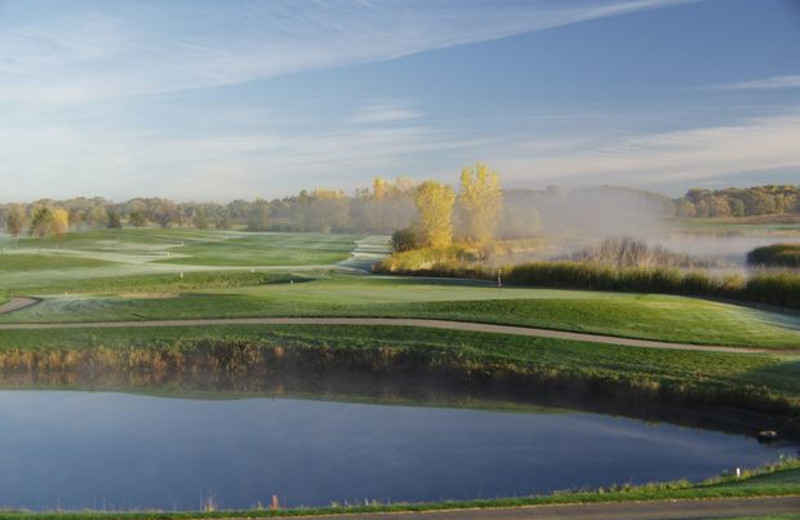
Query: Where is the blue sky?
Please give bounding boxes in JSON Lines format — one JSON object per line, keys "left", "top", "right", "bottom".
{"left": 1, "top": 0, "right": 799, "bottom": 201}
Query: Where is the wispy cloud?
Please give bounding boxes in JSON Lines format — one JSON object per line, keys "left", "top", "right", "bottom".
{"left": 494, "top": 109, "right": 800, "bottom": 187}
{"left": 349, "top": 101, "right": 422, "bottom": 124}
{"left": 0, "top": 117, "right": 488, "bottom": 200}
{"left": 0, "top": 0, "right": 701, "bottom": 106}
{"left": 699, "top": 75, "right": 800, "bottom": 91}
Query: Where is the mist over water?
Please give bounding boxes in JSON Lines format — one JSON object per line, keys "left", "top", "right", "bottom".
{"left": 498, "top": 188, "right": 800, "bottom": 269}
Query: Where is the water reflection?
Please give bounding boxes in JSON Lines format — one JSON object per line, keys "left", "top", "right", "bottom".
{"left": 0, "top": 390, "right": 794, "bottom": 512}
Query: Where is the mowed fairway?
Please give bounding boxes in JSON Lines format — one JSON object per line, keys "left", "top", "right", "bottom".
{"left": 0, "top": 229, "right": 362, "bottom": 291}
{"left": 153, "top": 233, "right": 357, "bottom": 266}
{"left": 3, "top": 273, "right": 800, "bottom": 349}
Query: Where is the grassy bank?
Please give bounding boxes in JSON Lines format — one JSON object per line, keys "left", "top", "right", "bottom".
{"left": 0, "top": 458, "right": 796, "bottom": 519}
{"left": 0, "top": 324, "right": 797, "bottom": 426}
{"left": 5, "top": 277, "right": 800, "bottom": 349}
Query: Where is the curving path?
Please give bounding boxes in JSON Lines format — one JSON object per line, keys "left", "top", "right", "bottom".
{"left": 0, "top": 309, "right": 792, "bottom": 354}
{"left": 0, "top": 297, "right": 38, "bottom": 315}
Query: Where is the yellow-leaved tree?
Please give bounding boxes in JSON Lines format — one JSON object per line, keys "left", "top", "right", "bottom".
{"left": 458, "top": 163, "right": 503, "bottom": 243}
{"left": 29, "top": 206, "right": 69, "bottom": 247}
{"left": 372, "top": 177, "right": 388, "bottom": 200}
{"left": 51, "top": 208, "right": 69, "bottom": 247}
{"left": 415, "top": 180, "right": 455, "bottom": 248}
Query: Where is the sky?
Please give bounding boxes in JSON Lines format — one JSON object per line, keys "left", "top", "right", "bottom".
{"left": 1, "top": 0, "right": 799, "bottom": 202}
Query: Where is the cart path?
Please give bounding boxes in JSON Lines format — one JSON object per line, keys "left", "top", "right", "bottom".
{"left": 0, "top": 297, "right": 38, "bottom": 316}
{"left": 0, "top": 302, "right": 794, "bottom": 354}
{"left": 208, "top": 496, "right": 800, "bottom": 520}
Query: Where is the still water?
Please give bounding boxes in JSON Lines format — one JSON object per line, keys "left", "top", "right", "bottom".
{"left": 0, "top": 391, "right": 794, "bottom": 511}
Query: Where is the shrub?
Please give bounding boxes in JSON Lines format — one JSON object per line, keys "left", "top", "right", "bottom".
{"left": 391, "top": 227, "right": 422, "bottom": 252}
{"left": 747, "top": 243, "right": 800, "bottom": 268}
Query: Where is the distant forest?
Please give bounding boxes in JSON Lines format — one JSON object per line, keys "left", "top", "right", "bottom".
{"left": 675, "top": 185, "right": 800, "bottom": 218}
{"left": 2, "top": 181, "right": 798, "bottom": 239}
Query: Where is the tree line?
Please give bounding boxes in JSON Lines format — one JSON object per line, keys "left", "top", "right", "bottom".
{"left": 0, "top": 180, "right": 418, "bottom": 242}
{"left": 674, "top": 185, "right": 800, "bottom": 218}
{"left": 3, "top": 181, "right": 798, "bottom": 244}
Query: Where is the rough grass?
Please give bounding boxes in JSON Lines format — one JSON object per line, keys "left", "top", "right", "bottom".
{"left": 4, "top": 277, "right": 800, "bottom": 349}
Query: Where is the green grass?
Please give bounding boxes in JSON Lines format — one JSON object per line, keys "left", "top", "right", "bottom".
{"left": 7, "top": 228, "right": 231, "bottom": 255}
{"left": 0, "top": 253, "right": 116, "bottom": 271}
{"left": 0, "top": 229, "right": 363, "bottom": 292}
{"left": 703, "top": 516, "right": 800, "bottom": 520}
{"left": 5, "top": 276, "right": 800, "bottom": 349}
{"left": 708, "top": 468, "right": 800, "bottom": 493}
{"left": 152, "top": 233, "right": 356, "bottom": 266}
{"left": 5, "top": 270, "right": 320, "bottom": 296}
{"left": 0, "top": 324, "right": 797, "bottom": 397}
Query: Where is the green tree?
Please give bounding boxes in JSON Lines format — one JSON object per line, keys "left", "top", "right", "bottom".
{"left": 729, "top": 198, "right": 745, "bottom": 217}
{"left": 5, "top": 205, "right": 26, "bottom": 247}
{"left": 29, "top": 206, "right": 52, "bottom": 240}
{"left": 128, "top": 211, "right": 146, "bottom": 227}
{"left": 457, "top": 163, "right": 503, "bottom": 243}
{"left": 106, "top": 209, "right": 122, "bottom": 229}
{"left": 391, "top": 227, "right": 420, "bottom": 252}
{"left": 85, "top": 206, "right": 109, "bottom": 229}
{"left": 415, "top": 181, "right": 455, "bottom": 248}
{"left": 246, "top": 199, "right": 271, "bottom": 231}
{"left": 676, "top": 199, "right": 696, "bottom": 217}
{"left": 28, "top": 206, "right": 69, "bottom": 246}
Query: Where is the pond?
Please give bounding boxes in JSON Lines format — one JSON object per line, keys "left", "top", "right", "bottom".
{"left": 0, "top": 390, "right": 794, "bottom": 512}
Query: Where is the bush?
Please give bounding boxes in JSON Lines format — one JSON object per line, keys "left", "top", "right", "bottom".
{"left": 747, "top": 243, "right": 800, "bottom": 268}
{"left": 391, "top": 227, "right": 421, "bottom": 252}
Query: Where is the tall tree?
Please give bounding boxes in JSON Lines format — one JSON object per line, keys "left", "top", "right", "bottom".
{"left": 457, "top": 163, "right": 503, "bottom": 243}
{"left": 5, "top": 205, "right": 26, "bottom": 247}
{"left": 85, "top": 206, "right": 109, "bottom": 229}
{"left": 415, "top": 181, "right": 455, "bottom": 248}
{"left": 246, "top": 199, "right": 271, "bottom": 231}
{"left": 51, "top": 208, "right": 69, "bottom": 247}
{"left": 29, "top": 206, "right": 52, "bottom": 240}
{"left": 28, "top": 206, "right": 69, "bottom": 246}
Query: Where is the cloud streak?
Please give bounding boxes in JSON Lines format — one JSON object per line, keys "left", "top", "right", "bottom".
{"left": 495, "top": 109, "right": 800, "bottom": 187}
{"left": 701, "top": 75, "right": 800, "bottom": 91}
{"left": 0, "top": 0, "right": 701, "bottom": 106}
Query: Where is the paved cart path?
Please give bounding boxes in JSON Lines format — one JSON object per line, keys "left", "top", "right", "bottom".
{"left": 0, "top": 297, "right": 38, "bottom": 315}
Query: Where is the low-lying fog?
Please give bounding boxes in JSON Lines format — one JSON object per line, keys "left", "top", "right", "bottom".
{"left": 498, "top": 188, "right": 800, "bottom": 270}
